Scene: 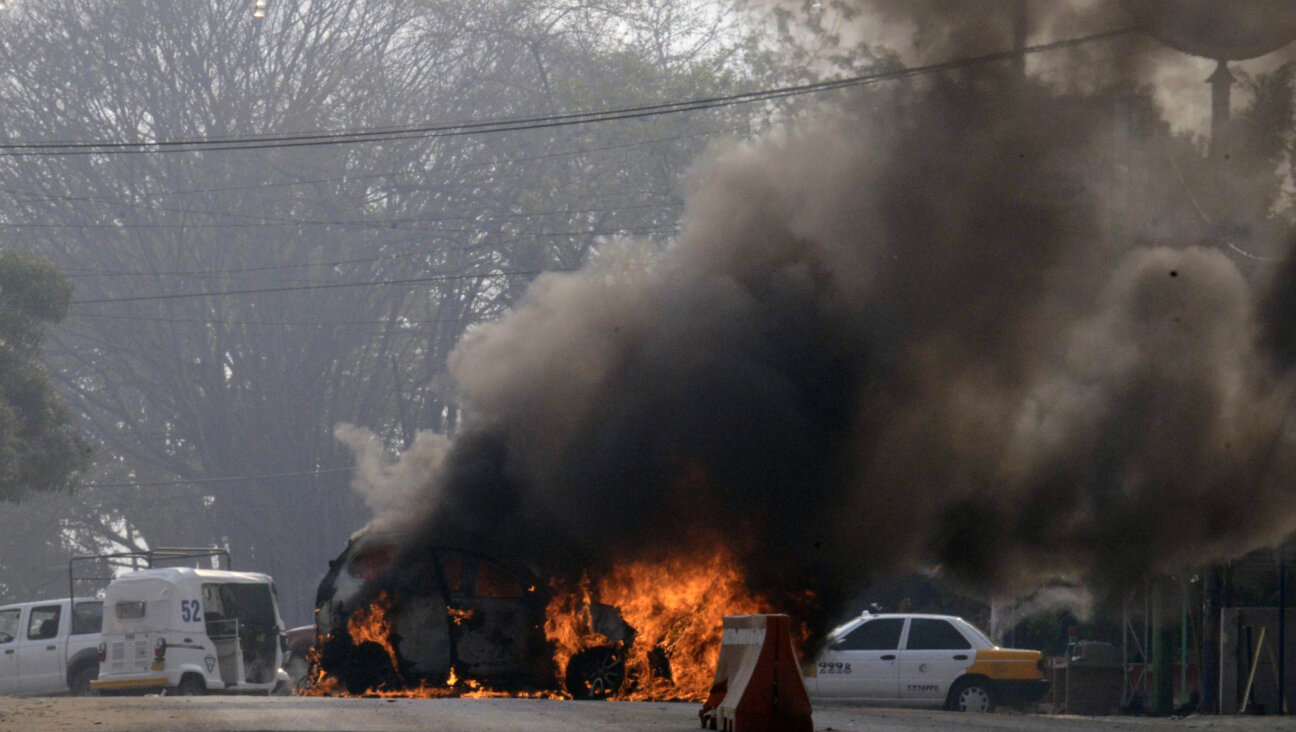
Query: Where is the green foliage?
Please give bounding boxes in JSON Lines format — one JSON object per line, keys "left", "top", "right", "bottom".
{"left": 0, "top": 253, "right": 71, "bottom": 356}
{"left": 0, "top": 254, "right": 87, "bottom": 501}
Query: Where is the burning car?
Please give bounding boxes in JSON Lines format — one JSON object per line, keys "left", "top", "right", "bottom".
{"left": 282, "top": 625, "right": 315, "bottom": 690}
{"left": 314, "top": 535, "right": 638, "bottom": 698}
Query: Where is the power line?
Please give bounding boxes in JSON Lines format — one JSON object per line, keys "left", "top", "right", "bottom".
{"left": 10, "top": 127, "right": 725, "bottom": 202}
{"left": 52, "top": 217, "right": 676, "bottom": 279}
{"left": 55, "top": 225, "right": 675, "bottom": 287}
{"left": 4, "top": 186, "right": 683, "bottom": 232}
{"left": 81, "top": 466, "right": 356, "bottom": 490}
{"left": 67, "top": 312, "right": 482, "bottom": 327}
{"left": 0, "top": 27, "right": 1136, "bottom": 157}
{"left": 68, "top": 268, "right": 578, "bottom": 305}
{"left": 50, "top": 225, "right": 673, "bottom": 289}
{"left": 10, "top": 204, "right": 681, "bottom": 236}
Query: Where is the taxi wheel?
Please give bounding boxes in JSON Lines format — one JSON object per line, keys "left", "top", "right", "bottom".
{"left": 950, "top": 678, "right": 995, "bottom": 712}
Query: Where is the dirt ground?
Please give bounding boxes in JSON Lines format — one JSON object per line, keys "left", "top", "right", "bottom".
{"left": 4, "top": 696, "right": 1296, "bottom": 732}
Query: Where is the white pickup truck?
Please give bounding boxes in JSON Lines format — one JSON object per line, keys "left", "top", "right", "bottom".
{"left": 0, "top": 598, "right": 103, "bottom": 695}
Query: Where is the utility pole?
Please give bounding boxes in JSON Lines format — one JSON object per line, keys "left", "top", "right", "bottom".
{"left": 1152, "top": 581, "right": 1173, "bottom": 714}
{"left": 1012, "top": 0, "right": 1029, "bottom": 78}
{"left": 1207, "top": 60, "right": 1233, "bottom": 158}
{"left": 1281, "top": 548, "right": 1287, "bottom": 714}
{"left": 1202, "top": 565, "right": 1221, "bottom": 712}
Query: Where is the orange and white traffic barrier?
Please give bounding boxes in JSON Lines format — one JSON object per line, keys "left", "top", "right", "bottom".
{"left": 699, "top": 614, "right": 812, "bottom": 732}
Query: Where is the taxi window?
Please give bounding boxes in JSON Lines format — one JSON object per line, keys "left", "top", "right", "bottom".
{"left": 71, "top": 601, "right": 103, "bottom": 635}
{"left": 27, "top": 605, "right": 61, "bottom": 640}
{"left": 0, "top": 608, "right": 19, "bottom": 644}
{"left": 906, "top": 619, "right": 972, "bottom": 650}
{"left": 835, "top": 618, "right": 903, "bottom": 651}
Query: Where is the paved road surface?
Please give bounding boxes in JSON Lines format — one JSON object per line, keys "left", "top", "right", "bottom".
{"left": 3, "top": 696, "right": 1296, "bottom": 732}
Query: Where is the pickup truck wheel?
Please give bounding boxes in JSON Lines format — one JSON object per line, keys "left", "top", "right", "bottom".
{"left": 69, "top": 665, "right": 98, "bottom": 696}
{"left": 176, "top": 674, "right": 206, "bottom": 696}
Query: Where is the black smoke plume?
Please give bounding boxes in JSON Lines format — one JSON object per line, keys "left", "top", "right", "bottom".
{"left": 345, "top": 49, "right": 1296, "bottom": 643}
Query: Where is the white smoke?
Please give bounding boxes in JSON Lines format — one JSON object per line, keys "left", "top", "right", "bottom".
{"left": 334, "top": 423, "right": 452, "bottom": 538}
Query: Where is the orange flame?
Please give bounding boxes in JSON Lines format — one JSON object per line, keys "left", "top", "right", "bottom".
{"left": 543, "top": 574, "right": 605, "bottom": 681}
{"left": 302, "top": 596, "right": 562, "bottom": 699}
{"left": 347, "top": 592, "right": 399, "bottom": 674}
{"left": 543, "top": 542, "right": 797, "bottom": 701}
{"left": 303, "top": 543, "right": 807, "bottom": 702}
{"left": 298, "top": 643, "right": 337, "bottom": 696}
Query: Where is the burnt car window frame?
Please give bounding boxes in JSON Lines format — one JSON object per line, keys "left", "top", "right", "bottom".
{"left": 435, "top": 550, "right": 475, "bottom": 598}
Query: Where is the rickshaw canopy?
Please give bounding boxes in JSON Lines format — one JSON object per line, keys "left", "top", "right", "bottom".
{"left": 102, "top": 567, "right": 279, "bottom": 634}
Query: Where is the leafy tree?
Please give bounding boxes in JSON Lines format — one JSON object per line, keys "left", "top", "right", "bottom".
{"left": 0, "top": 253, "right": 86, "bottom": 500}
{"left": 0, "top": 0, "right": 792, "bottom": 621}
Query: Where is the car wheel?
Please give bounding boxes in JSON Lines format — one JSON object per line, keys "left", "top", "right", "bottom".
{"left": 175, "top": 674, "right": 206, "bottom": 696}
{"left": 69, "top": 665, "right": 98, "bottom": 696}
{"left": 565, "top": 646, "right": 625, "bottom": 700}
{"left": 949, "top": 678, "right": 995, "bottom": 712}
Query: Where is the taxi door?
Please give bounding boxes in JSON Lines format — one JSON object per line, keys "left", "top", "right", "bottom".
{"left": 814, "top": 617, "right": 903, "bottom": 700}
{"left": 897, "top": 617, "right": 975, "bottom": 705}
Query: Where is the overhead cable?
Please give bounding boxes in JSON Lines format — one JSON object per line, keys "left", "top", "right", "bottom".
{"left": 68, "top": 268, "right": 579, "bottom": 305}
{"left": 0, "top": 28, "right": 1137, "bottom": 157}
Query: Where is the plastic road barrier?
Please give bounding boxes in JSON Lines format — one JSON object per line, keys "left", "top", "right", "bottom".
{"left": 699, "top": 614, "right": 813, "bottom": 732}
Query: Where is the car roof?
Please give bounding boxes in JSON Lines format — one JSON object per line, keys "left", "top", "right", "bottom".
{"left": 856, "top": 613, "right": 968, "bottom": 621}
{"left": 110, "top": 567, "right": 272, "bottom": 585}
{"left": 827, "top": 612, "right": 982, "bottom": 639}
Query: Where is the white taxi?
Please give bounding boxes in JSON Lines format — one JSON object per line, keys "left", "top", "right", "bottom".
{"left": 806, "top": 613, "right": 1048, "bottom": 712}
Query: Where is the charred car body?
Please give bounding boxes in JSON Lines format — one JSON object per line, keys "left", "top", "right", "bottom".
{"left": 315, "top": 534, "right": 636, "bottom": 697}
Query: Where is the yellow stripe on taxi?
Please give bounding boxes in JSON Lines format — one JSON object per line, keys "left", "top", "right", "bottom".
{"left": 965, "top": 649, "right": 1046, "bottom": 681}
{"left": 91, "top": 676, "right": 169, "bottom": 689}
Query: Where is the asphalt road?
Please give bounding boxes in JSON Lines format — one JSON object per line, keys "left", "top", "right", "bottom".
{"left": 4, "top": 696, "right": 1296, "bottom": 732}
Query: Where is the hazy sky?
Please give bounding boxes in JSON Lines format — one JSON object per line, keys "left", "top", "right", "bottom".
{"left": 806, "top": 0, "right": 1296, "bottom": 135}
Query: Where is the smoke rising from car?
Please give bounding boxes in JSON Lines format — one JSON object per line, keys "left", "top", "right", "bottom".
{"left": 334, "top": 424, "right": 450, "bottom": 538}
{"left": 1006, "top": 586, "right": 1095, "bottom": 625}
{"left": 340, "top": 18, "right": 1296, "bottom": 642}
